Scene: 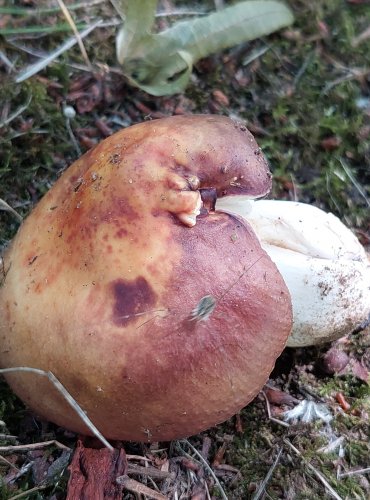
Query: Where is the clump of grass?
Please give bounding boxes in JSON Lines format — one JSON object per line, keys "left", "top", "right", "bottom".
{"left": 255, "top": 0, "right": 370, "bottom": 228}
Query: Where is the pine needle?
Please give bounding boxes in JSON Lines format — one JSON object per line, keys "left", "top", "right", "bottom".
{"left": 0, "top": 367, "right": 113, "bottom": 452}
{"left": 252, "top": 447, "right": 283, "bottom": 500}
{"left": 0, "top": 198, "right": 23, "bottom": 223}
{"left": 55, "top": 0, "right": 92, "bottom": 69}
{"left": 15, "top": 20, "right": 102, "bottom": 83}
{"left": 180, "top": 439, "right": 228, "bottom": 500}
{"left": 284, "top": 439, "right": 343, "bottom": 500}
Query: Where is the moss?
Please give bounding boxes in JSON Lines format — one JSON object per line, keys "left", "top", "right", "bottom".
{"left": 0, "top": 77, "right": 73, "bottom": 248}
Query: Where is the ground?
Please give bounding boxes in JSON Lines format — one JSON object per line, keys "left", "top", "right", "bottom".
{"left": 0, "top": 0, "right": 369, "bottom": 499}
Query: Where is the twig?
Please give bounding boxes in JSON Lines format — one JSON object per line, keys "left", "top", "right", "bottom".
{"left": 0, "top": 367, "right": 113, "bottom": 452}
{"left": 242, "top": 45, "right": 269, "bottom": 66}
{"left": 56, "top": 0, "right": 92, "bottom": 69}
{"left": 0, "top": 440, "right": 70, "bottom": 453}
{"left": 204, "top": 479, "right": 212, "bottom": 500}
{"left": 339, "top": 466, "right": 370, "bottom": 478}
{"left": 260, "top": 390, "right": 290, "bottom": 428}
{"left": 0, "top": 454, "right": 20, "bottom": 471}
{"left": 8, "top": 485, "right": 48, "bottom": 500}
{"left": 352, "top": 25, "right": 370, "bottom": 47}
{"left": 116, "top": 475, "right": 167, "bottom": 500}
{"left": 322, "top": 68, "right": 370, "bottom": 94}
{"left": 126, "top": 454, "right": 153, "bottom": 462}
{"left": 317, "top": 436, "right": 345, "bottom": 454}
{"left": 252, "top": 447, "right": 283, "bottom": 500}
{"left": 0, "top": 94, "right": 32, "bottom": 129}
{"left": 127, "top": 463, "right": 175, "bottom": 480}
{"left": 180, "top": 439, "right": 228, "bottom": 500}
{"left": 0, "top": 433, "right": 18, "bottom": 442}
{"left": 0, "top": 50, "right": 15, "bottom": 72}
{"left": 284, "top": 439, "right": 343, "bottom": 500}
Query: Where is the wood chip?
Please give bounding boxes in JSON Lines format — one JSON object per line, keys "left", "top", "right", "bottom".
{"left": 116, "top": 475, "right": 168, "bottom": 500}
{"left": 66, "top": 439, "right": 127, "bottom": 500}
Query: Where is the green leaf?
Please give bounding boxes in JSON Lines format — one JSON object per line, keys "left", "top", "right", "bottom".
{"left": 117, "top": 1, "right": 294, "bottom": 96}
{"left": 115, "top": 0, "right": 157, "bottom": 65}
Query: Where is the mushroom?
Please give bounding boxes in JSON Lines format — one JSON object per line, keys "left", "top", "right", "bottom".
{"left": 0, "top": 115, "right": 292, "bottom": 442}
{"left": 216, "top": 197, "right": 370, "bottom": 347}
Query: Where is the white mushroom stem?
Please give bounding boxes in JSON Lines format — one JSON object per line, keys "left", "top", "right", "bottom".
{"left": 216, "top": 197, "right": 370, "bottom": 347}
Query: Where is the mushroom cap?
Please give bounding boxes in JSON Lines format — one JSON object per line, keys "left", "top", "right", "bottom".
{"left": 0, "top": 115, "right": 292, "bottom": 442}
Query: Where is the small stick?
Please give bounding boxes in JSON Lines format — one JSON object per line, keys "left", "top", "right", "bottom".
{"left": 204, "top": 478, "right": 212, "bottom": 500}
{"left": 0, "top": 454, "right": 20, "bottom": 471}
{"left": 0, "top": 94, "right": 32, "bottom": 130}
{"left": 116, "top": 475, "right": 167, "bottom": 500}
{"left": 252, "top": 447, "right": 283, "bottom": 500}
{"left": 126, "top": 454, "right": 153, "bottom": 462}
{"left": 0, "top": 49, "right": 14, "bottom": 72}
{"left": 352, "top": 25, "right": 370, "bottom": 47}
{"left": 0, "top": 434, "right": 18, "bottom": 442}
{"left": 0, "top": 440, "right": 70, "bottom": 453}
{"left": 317, "top": 436, "right": 345, "bottom": 454}
{"left": 0, "top": 367, "right": 113, "bottom": 452}
{"left": 8, "top": 485, "right": 47, "bottom": 500}
{"left": 127, "top": 463, "right": 175, "bottom": 480}
{"left": 339, "top": 466, "right": 370, "bottom": 478}
{"left": 260, "top": 390, "right": 290, "bottom": 428}
{"left": 284, "top": 439, "right": 343, "bottom": 500}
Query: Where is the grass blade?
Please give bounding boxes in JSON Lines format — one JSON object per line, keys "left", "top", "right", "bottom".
{"left": 15, "top": 20, "right": 102, "bottom": 83}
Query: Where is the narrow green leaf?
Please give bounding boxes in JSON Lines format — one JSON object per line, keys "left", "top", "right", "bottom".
{"left": 0, "top": 22, "right": 87, "bottom": 35}
{"left": 0, "top": 2, "right": 105, "bottom": 16}
{"left": 118, "top": 0, "right": 294, "bottom": 96}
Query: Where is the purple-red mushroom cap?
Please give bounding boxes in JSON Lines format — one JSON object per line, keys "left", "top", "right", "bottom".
{"left": 0, "top": 115, "right": 292, "bottom": 442}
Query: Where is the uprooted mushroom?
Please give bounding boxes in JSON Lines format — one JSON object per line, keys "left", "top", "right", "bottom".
{"left": 217, "top": 197, "right": 370, "bottom": 347}
{"left": 0, "top": 115, "right": 368, "bottom": 442}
